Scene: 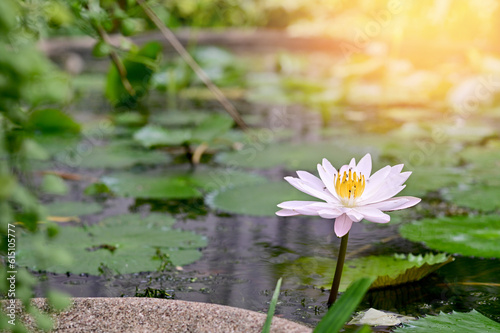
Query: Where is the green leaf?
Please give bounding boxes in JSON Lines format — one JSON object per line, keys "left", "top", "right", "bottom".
{"left": 66, "top": 141, "right": 171, "bottom": 169}
{"left": 399, "top": 166, "right": 463, "bottom": 197}
{"left": 105, "top": 42, "right": 161, "bottom": 107}
{"left": 0, "top": 0, "right": 18, "bottom": 33}
{"left": 44, "top": 201, "right": 103, "bottom": 217}
{"left": 314, "top": 277, "right": 375, "bottom": 333}
{"left": 191, "top": 114, "right": 233, "bottom": 143}
{"left": 84, "top": 183, "right": 112, "bottom": 196}
{"left": 112, "top": 112, "right": 147, "bottom": 127}
{"left": 27, "top": 109, "right": 80, "bottom": 134}
{"left": 41, "top": 174, "right": 68, "bottom": 195}
{"left": 17, "top": 213, "right": 206, "bottom": 275}
{"left": 277, "top": 253, "right": 453, "bottom": 292}
{"left": 150, "top": 110, "right": 210, "bottom": 127}
{"left": 207, "top": 181, "right": 317, "bottom": 217}
{"left": 443, "top": 185, "right": 500, "bottom": 211}
{"left": 399, "top": 215, "right": 500, "bottom": 258}
{"left": 261, "top": 278, "right": 282, "bottom": 333}
{"left": 216, "top": 142, "right": 376, "bottom": 171}
{"left": 28, "top": 306, "right": 53, "bottom": 332}
{"left": 0, "top": 174, "right": 16, "bottom": 200}
{"left": 134, "top": 125, "right": 191, "bottom": 148}
{"left": 46, "top": 290, "right": 71, "bottom": 311}
{"left": 103, "top": 168, "right": 267, "bottom": 200}
{"left": 23, "top": 139, "right": 50, "bottom": 160}
{"left": 393, "top": 310, "right": 500, "bottom": 333}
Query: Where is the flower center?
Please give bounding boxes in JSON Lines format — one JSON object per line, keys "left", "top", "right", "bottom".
{"left": 334, "top": 170, "right": 365, "bottom": 200}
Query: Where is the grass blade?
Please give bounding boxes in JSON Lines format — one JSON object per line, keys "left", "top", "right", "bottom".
{"left": 261, "top": 277, "right": 283, "bottom": 333}
{"left": 314, "top": 277, "right": 374, "bottom": 333}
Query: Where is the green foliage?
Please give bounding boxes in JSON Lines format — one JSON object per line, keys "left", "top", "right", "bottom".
{"left": 43, "top": 201, "right": 103, "bottom": 217}
{"left": 41, "top": 174, "right": 68, "bottom": 195}
{"left": 444, "top": 185, "right": 500, "bottom": 211}
{"left": 261, "top": 278, "right": 282, "bottom": 333}
{"left": 134, "top": 113, "right": 234, "bottom": 148}
{"left": 277, "top": 253, "right": 453, "bottom": 292}
{"left": 17, "top": 213, "right": 207, "bottom": 275}
{"left": 207, "top": 181, "right": 313, "bottom": 217}
{"left": 26, "top": 109, "right": 81, "bottom": 135}
{"left": 399, "top": 215, "right": 500, "bottom": 258}
{"left": 105, "top": 42, "right": 162, "bottom": 108}
{"left": 216, "top": 142, "right": 376, "bottom": 171}
{"left": 393, "top": 310, "right": 500, "bottom": 333}
{"left": 314, "top": 277, "right": 375, "bottom": 333}
{"left": 69, "top": 140, "right": 172, "bottom": 169}
{"left": 102, "top": 168, "right": 267, "bottom": 200}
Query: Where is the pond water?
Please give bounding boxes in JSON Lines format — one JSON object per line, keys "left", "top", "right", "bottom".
{"left": 25, "top": 47, "right": 500, "bottom": 331}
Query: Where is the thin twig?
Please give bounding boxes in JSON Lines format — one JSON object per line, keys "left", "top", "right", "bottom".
{"left": 96, "top": 26, "right": 136, "bottom": 97}
{"left": 136, "top": 0, "right": 248, "bottom": 131}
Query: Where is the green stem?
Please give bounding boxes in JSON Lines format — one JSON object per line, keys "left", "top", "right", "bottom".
{"left": 327, "top": 232, "right": 349, "bottom": 308}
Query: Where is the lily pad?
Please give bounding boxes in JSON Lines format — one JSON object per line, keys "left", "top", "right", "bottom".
{"left": 277, "top": 253, "right": 453, "bottom": 292}
{"left": 216, "top": 142, "right": 376, "bottom": 171}
{"left": 17, "top": 213, "right": 207, "bottom": 275}
{"left": 44, "top": 201, "right": 103, "bottom": 217}
{"left": 443, "top": 185, "right": 500, "bottom": 211}
{"left": 102, "top": 168, "right": 267, "bottom": 200}
{"left": 399, "top": 166, "right": 464, "bottom": 197}
{"left": 458, "top": 142, "right": 500, "bottom": 185}
{"left": 393, "top": 310, "right": 500, "bottom": 333}
{"left": 399, "top": 215, "right": 500, "bottom": 258}
{"left": 134, "top": 114, "right": 233, "bottom": 148}
{"left": 65, "top": 141, "right": 171, "bottom": 169}
{"left": 41, "top": 174, "right": 68, "bottom": 195}
{"left": 150, "top": 110, "right": 210, "bottom": 127}
{"left": 134, "top": 125, "right": 191, "bottom": 147}
{"left": 206, "top": 181, "right": 312, "bottom": 217}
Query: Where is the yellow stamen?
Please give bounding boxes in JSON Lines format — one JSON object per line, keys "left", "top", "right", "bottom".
{"left": 334, "top": 170, "right": 365, "bottom": 200}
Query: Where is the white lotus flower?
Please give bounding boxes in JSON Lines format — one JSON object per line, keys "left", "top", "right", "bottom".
{"left": 276, "top": 153, "right": 421, "bottom": 237}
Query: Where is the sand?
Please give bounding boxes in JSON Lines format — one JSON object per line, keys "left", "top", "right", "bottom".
{"left": 15, "top": 298, "right": 313, "bottom": 332}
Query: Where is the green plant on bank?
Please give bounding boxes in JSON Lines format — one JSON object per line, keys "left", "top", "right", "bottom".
{"left": 262, "top": 277, "right": 374, "bottom": 333}
{"left": 0, "top": 0, "right": 73, "bottom": 331}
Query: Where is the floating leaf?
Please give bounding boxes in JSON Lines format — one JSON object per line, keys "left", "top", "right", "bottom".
{"left": 399, "top": 166, "right": 464, "bottom": 197}
{"left": 207, "top": 181, "right": 312, "bottom": 217}
{"left": 103, "top": 168, "right": 267, "bottom": 200}
{"left": 17, "top": 213, "right": 207, "bottom": 275}
{"left": 23, "top": 139, "right": 50, "bottom": 160}
{"left": 277, "top": 253, "right": 453, "bottom": 292}
{"left": 458, "top": 142, "right": 500, "bottom": 185}
{"left": 134, "top": 125, "right": 191, "bottom": 148}
{"left": 216, "top": 142, "right": 375, "bottom": 171}
{"left": 443, "top": 185, "right": 500, "bottom": 211}
{"left": 41, "top": 174, "right": 68, "bottom": 195}
{"left": 64, "top": 141, "right": 171, "bottom": 169}
{"left": 399, "top": 215, "right": 500, "bottom": 258}
{"left": 112, "top": 112, "right": 147, "bottom": 127}
{"left": 134, "top": 114, "right": 233, "bottom": 148}
{"left": 393, "top": 310, "right": 500, "bottom": 333}
{"left": 150, "top": 110, "right": 210, "bottom": 127}
{"left": 190, "top": 114, "right": 233, "bottom": 143}
{"left": 43, "top": 201, "right": 103, "bottom": 217}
